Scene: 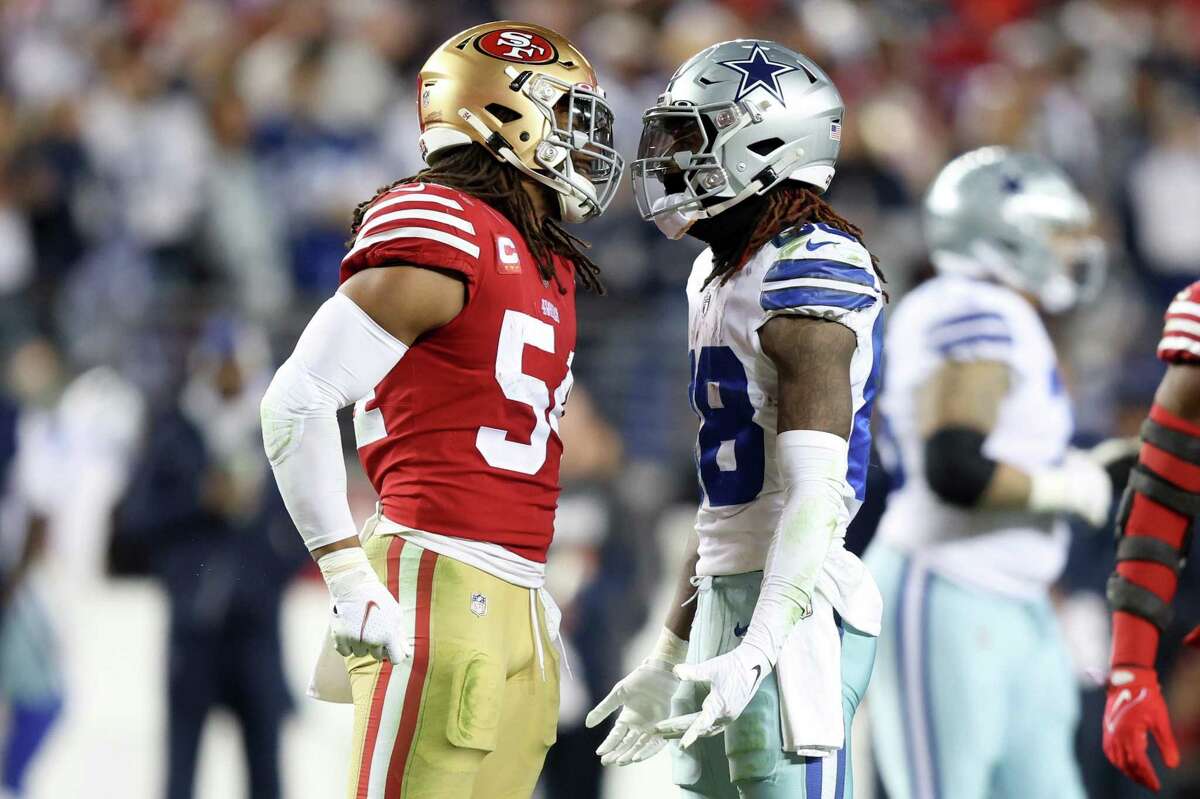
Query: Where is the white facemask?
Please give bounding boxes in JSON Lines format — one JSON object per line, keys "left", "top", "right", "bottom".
{"left": 650, "top": 192, "right": 706, "bottom": 240}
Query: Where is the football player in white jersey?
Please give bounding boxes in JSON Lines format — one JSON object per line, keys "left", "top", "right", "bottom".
{"left": 865, "top": 147, "right": 1112, "bottom": 799}
{"left": 586, "top": 40, "right": 884, "bottom": 798}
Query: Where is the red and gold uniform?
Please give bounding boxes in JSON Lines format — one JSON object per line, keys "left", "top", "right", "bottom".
{"left": 284, "top": 16, "right": 625, "bottom": 798}
{"left": 338, "top": 180, "right": 574, "bottom": 799}
{"left": 343, "top": 181, "right": 575, "bottom": 563}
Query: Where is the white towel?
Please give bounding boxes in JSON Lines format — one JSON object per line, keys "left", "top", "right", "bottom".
{"left": 308, "top": 627, "right": 353, "bottom": 703}
{"left": 776, "top": 545, "right": 882, "bottom": 754}
{"left": 307, "top": 511, "right": 382, "bottom": 704}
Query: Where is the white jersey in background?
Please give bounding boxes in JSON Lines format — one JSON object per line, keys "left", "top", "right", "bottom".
{"left": 687, "top": 222, "right": 885, "bottom": 577}
{"left": 875, "top": 273, "right": 1074, "bottom": 598}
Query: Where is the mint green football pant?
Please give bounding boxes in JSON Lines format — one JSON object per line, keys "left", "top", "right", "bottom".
{"left": 670, "top": 571, "right": 877, "bottom": 799}
{"left": 864, "top": 541, "right": 1085, "bottom": 799}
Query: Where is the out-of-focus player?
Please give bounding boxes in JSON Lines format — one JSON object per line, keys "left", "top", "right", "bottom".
{"left": 259, "top": 22, "right": 623, "bottom": 799}
{"left": 587, "top": 40, "right": 883, "bottom": 798}
{"left": 866, "top": 147, "right": 1111, "bottom": 799}
{"left": 1102, "top": 283, "right": 1200, "bottom": 792}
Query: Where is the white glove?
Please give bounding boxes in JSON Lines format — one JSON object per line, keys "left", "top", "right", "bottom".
{"left": 319, "top": 548, "right": 410, "bottom": 662}
{"left": 655, "top": 642, "right": 771, "bottom": 749}
{"left": 1029, "top": 447, "right": 1114, "bottom": 528}
{"left": 586, "top": 629, "right": 687, "bottom": 766}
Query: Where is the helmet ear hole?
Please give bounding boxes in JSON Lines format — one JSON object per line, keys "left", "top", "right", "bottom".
{"left": 747, "top": 137, "right": 785, "bottom": 157}
{"left": 484, "top": 103, "right": 523, "bottom": 123}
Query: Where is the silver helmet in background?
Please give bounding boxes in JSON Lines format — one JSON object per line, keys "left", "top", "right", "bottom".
{"left": 632, "top": 39, "right": 845, "bottom": 239}
{"left": 924, "top": 146, "right": 1106, "bottom": 313}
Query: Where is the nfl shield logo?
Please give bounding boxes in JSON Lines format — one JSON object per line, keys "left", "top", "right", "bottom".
{"left": 470, "top": 593, "right": 488, "bottom": 618}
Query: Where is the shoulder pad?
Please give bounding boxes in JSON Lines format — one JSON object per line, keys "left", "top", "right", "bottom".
{"left": 1159, "top": 285, "right": 1200, "bottom": 365}
{"left": 922, "top": 291, "right": 1016, "bottom": 363}
{"left": 759, "top": 223, "right": 881, "bottom": 319}
{"left": 339, "top": 182, "right": 489, "bottom": 285}
{"left": 773, "top": 223, "right": 874, "bottom": 275}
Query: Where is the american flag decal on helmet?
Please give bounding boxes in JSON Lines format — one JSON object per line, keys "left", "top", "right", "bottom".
{"left": 830, "top": 120, "right": 841, "bottom": 141}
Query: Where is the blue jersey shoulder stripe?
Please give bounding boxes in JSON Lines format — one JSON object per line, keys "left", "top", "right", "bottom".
{"left": 936, "top": 333, "right": 1013, "bottom": 352}
{"left": 761, "top": 285, "right": 876, "bottom": 312}
{"left": 929, "top": 311, "right": 1006, "bottom": 331}
{"left": 764, "top": 258, "right": 876, "bottom": 287}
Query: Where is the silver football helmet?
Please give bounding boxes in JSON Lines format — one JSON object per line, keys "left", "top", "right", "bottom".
{"left": 925, "top": 147, "right": 1105, "bottom": 313}
{"left": 632, "top": 40, "right": 844, "bottom": 238}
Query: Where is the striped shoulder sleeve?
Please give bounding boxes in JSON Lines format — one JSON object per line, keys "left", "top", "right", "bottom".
{"left": 925, "top": 306, "right": 1015, "bottom": 363}
{"left": 759, "top": 224, "right": 882, "bottom": 325}
{"left": 339, "top": 182, "right": 486, "bottom": 287}
{"left": 1159, "top": 283, "right": 1200, "bottom": 364}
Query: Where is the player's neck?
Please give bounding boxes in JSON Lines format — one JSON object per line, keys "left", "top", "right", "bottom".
{"left": 520, "top": 179, "right": 554, "bottom": 221}
{"left": 688, "top": 192, "right": 773, "bottom": 250}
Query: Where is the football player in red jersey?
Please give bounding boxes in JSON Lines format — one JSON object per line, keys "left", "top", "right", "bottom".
{"left": 1103, "top": 282, "right": 1200, "bottom": 792}
{"left": 259, "top": 22, "right": 623, "bottom": 799}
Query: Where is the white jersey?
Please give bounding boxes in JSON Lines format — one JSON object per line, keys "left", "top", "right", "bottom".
{"left": 687, "top": 222, "right": 885, "bottom": 576}
{"left": 875, "top": 274, "right": 1073, "bottom": 598}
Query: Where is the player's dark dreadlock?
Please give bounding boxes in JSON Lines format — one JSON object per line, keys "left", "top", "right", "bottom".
{"left": 701, "top": 181, "right": 883, "bottom": 291}
{"left": 349, "top": 143, "right": 604, "bottom": 295}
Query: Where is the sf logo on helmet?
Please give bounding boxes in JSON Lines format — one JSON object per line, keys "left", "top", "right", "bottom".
{"left": 476, "top": 29, "right": 558, "bottom": 64}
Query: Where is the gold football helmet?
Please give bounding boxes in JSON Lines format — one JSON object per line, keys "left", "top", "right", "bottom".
{"left": 417, "top": 21, "right": 624, "bottom": 223}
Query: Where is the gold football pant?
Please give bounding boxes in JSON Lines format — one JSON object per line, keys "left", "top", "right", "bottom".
{"left": 346, "top": 534, "right": 560, "bottom": 799}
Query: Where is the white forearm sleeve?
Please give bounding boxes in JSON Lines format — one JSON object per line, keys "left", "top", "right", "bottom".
{"left": 260, "top": 292, "right": 408, "bottom": 551}
{"left": 743, "top": 430, "right": 852, "bottom": 666}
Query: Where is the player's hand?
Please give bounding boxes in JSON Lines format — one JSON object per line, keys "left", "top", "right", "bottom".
{"left": 1184, "top": 625, "right": 1200, "bottom": 649}
{"left": 1102, "top": 666, "right": 1179, "bottom": 792}
{"left": 1030, "top": 447, "right": 1113, "bottom": 528}
{"left": 320, "top": 548, "right": 410, "bottom": 662}
{"left": 655, "top": 643, "right": 770, "bottom": 749}
{"left": 586, "top": 659, "right": 680, "bottom": 766}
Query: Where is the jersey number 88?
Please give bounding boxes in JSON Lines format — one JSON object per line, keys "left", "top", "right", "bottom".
{"left": 689, "top": 346, "right": 765, "bottom": 506}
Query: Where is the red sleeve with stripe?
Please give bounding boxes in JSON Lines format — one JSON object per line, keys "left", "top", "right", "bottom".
{"left": 339, "top": 183, "right": 489, "bottom": 292}
{"left": 1158, "top": 281, "right": 1200, "bottom": 365}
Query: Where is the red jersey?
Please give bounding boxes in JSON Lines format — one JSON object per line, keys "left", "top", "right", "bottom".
{"left": 340, "top": 182, "right": 576, "bottom": 562}
{"left": 1158, "top": 281, "right": 1200, "bottom": 365}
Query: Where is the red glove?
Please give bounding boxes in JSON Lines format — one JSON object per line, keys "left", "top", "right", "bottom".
{"left": 1103, "top": 666, "right": 1180, "bottom": 792}
{"left": 1185, "top": 626, "right": 1200, "bottom": 649}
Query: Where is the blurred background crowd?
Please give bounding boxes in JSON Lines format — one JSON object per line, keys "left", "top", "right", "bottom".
{"left": 1, "top": 0, "right": 1199, "bottom": 797}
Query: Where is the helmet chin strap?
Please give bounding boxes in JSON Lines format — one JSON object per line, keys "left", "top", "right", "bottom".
{"left": 701, "top": 178, "right": 767, "bottom": 218}
{"left": 458, "top": 108, "right": 597, "bottom": 222}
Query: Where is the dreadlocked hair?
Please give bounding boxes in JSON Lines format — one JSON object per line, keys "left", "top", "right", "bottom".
{"left": 704, "top": 181, "right": 883, "bottom": 291}
{"left": 349, "top": 144, "right": 603, "bottom": 295}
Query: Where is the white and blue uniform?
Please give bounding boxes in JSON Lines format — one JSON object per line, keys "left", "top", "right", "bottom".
{"left": 866, "top": 274, "right": 1085, "bottom": 799}
{"left": 674, "top": 223, "right": 883, "bottom": 799}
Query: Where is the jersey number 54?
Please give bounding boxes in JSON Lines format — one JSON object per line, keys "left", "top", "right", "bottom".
{"left": 354, "top": 309, "right": 573, "bottom": 476}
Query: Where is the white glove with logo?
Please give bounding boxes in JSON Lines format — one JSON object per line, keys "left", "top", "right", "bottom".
{"left": 1029, "top": 446, "right": 1114, "bottom": 528}
{"left": 655, "top": 642, "right": 771, "bottom": 749}
{"left": 585, "top": 629, "right": 687, "bottom": 766}
{"left": 319, "top": 548, "right": 410, "bottom": 662}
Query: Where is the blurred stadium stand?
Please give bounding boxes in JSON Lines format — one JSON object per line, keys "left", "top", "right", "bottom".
{"left": 1, "top": 0, "right": 1199, "bottom": 797}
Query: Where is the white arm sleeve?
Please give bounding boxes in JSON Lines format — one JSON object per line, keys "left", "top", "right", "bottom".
{"left": 742, "top": 430, "right": 852, "bottom": 666}
{"left": 260, "top": 292, "right": 408, "bottom": 551}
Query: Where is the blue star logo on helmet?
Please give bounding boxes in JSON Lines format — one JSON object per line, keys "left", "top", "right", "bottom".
{"left": 718, "top": 44, "right": 798, "bottom": 106}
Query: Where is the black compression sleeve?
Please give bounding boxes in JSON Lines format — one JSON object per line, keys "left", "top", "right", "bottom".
{"left": 924, "top": 427, "right": 998, "bottom": 507}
